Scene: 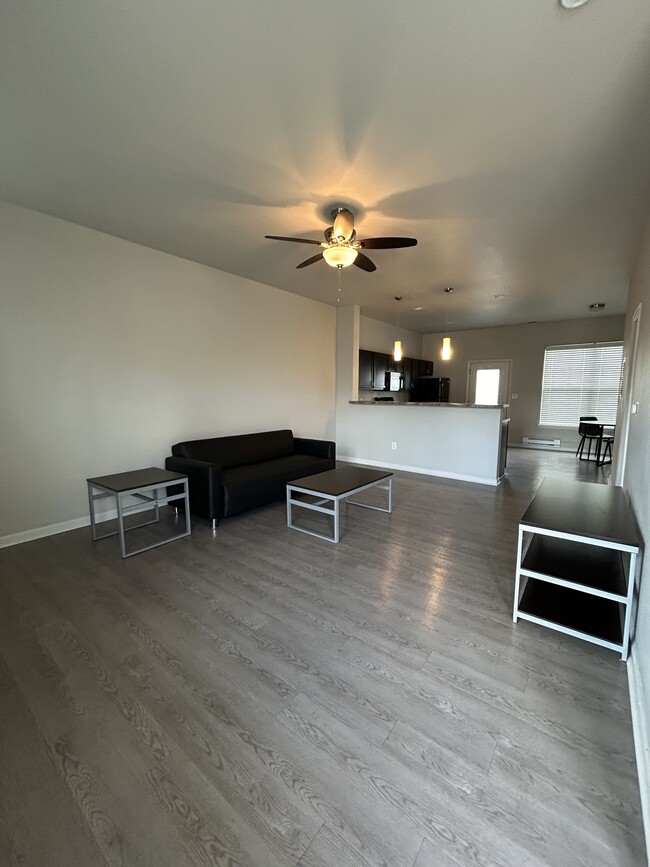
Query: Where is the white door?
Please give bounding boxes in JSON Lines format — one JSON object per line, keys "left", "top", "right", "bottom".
{"left": 467, "top": 360, "right": 511, "bottom": 406}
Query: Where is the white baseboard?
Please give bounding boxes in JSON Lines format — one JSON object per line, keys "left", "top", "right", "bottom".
{"left": 0, "top": 515, "right": 92, "bottom": 549}
{"left": 0, "top": 504, "right": 154, "bottom": 549}
{"left": 338, "top": 455, "right": 499, "bottom": 486}
{"left": 628, "top": 651, "right": 650, "bottom": 864}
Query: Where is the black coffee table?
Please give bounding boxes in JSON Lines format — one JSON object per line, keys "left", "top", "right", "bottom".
{"left": 286, "top": 466, "right": 393, "bottom": 543}
{"left": 87, "top": 467, "right": 191, "bottom": 558}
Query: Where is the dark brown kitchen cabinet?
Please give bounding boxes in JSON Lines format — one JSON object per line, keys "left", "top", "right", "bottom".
{"left": 402, "top": 358, "right": 414, "bottom": 391}
{"left": 359, "top": 350, "right": 374, "bottom": 389}
{"left": 373, "top": 353, "right": 389, "bottom": 389}
{"left": 358, "top": 349, "right": 434, "bottom": 390}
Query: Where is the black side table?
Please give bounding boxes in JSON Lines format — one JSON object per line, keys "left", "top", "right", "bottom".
{"left": 87, "top": 467, "right": 191, "bottom": 558}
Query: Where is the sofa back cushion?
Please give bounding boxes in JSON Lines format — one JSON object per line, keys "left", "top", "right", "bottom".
{"left": 172, "top": 429, "right": 294, "bottom": 469}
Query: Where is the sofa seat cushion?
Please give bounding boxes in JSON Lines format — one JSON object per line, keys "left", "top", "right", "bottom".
{"left": 222, "top": 453, "right": 332, "bottom": 517}
{"left": 172, "top": 429, "right": 295, "bottom": 469}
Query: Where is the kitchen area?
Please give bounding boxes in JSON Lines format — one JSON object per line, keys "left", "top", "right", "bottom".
{"left": 335, "top": 307, "right": 510, "bottom": 486}
{"left": 358, "top": 347, "right": 449, "bottom": 403}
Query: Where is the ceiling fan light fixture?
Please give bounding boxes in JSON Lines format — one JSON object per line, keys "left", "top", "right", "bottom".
{"left": 322, "top": 245, "right": 358, "bottom": 268}
{"left": 265, "top": 206, "right": 416, "bottom": 273}
{"left": 332, "top": 208, "right": 355, "bottom": 242}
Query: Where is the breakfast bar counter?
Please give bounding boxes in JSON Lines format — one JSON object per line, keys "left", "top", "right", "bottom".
{"left": 340, "top": 401, "right": 510, "bottom": 485}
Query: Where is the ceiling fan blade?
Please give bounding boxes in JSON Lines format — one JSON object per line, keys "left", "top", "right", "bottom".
{"left": 358, "top": 237, "right": 418, "bottom": 249}
{"left": 265, "top": 235, "right": 321, "bottom": 245}
{"left": 296, "top": 252, "right": 324, "bottom": 269}
{"left": 354, "top": 251, "right": 377, "bottom": 272}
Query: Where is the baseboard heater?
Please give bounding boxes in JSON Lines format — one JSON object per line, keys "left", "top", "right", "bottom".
{"left": 521, "top": 437, "right": 561, "bottom": 449}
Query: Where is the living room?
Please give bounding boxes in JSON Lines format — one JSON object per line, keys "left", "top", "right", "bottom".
{"left": 2, "top": 2, "right": 650, "bottom": 865}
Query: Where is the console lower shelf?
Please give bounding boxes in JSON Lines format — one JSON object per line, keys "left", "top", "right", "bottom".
{"left": 519, "top": 578, "right": 623, "bottom": 645}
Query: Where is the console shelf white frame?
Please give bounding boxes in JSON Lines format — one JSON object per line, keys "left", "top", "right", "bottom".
{"left": 513, "top": 480, "right": 641, "bottom": 661}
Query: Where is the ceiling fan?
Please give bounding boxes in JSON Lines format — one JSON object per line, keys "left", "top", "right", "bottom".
{"left": 265, "top": 207, "right": 417, "bottom": 272}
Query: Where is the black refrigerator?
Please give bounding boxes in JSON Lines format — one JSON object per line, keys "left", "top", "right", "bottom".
{"left": 412, "top": 376, "right": 450, "bottom": 402}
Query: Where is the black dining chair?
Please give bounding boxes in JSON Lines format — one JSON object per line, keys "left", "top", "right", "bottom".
{"left": 597, "top": 433, "right": 614, "bottom": 466}
{"left": 576, "top": 417, "right": 603, "bottom": 461}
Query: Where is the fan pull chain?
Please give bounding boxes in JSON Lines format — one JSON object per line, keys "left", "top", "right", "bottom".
{"left": 337, "top": 265, "right": 342, "bottom": 301}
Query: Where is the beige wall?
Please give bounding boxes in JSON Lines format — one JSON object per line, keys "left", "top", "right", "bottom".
{"left": 360, "top": 315, "right": 423, "bottom": 359}
{"left": 619, "top": 213, "right": 650, "bottom": 836}
{"left": 422, "top": 316, "right": 625, "bottom": 448}
{"left": 0, "top": 202, "right": 336, "bottom": 541}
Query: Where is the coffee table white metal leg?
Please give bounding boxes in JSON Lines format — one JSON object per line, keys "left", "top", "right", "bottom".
{"left": 346, "top": 476, "right": 392, "bottom": 513}
{"left": 287, "top": 485, "right": 339, "bottom": 543}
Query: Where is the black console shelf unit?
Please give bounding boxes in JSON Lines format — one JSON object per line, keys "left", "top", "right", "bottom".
{"left": 513, "top": 479, "right": 641, "bottom": 660}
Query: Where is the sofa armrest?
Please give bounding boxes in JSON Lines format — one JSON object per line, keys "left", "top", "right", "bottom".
{"left": 293, "top": 437, "right": 336, "bottom": 461}
{"left": 165, "top": 455, "right": 224, "bottom": 520}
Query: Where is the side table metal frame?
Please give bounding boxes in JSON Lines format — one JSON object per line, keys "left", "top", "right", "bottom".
{"left": 87, "top": 477, "right": 191, "bottom": 558}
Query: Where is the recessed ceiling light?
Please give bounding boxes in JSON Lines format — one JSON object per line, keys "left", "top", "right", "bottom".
{"left": 589, "top": 302, "right": 606, "bottom": 310}
{"left": 490, "top": 294, "right": 506, "bottom": 300}
{"left": 414, "top": 306, "right": 424, "bottom": 311}
{"left": 559, "top": 0, "right": 590, "bottom": 8}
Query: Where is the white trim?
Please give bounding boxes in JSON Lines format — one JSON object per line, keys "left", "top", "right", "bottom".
{"left": 545, "top": 340, "right": 624, "bottom": 351}
{"left": 0, "top": 504, "right": 153, "bottom": 549}
{"left": 628, "top": 650, "right": 650, "bottom": 864}
{"left": 337, "top": 455, "right": 499, "bottom": 486}
{"left": 616, "top": 302, "right": 642, "bottom": 487}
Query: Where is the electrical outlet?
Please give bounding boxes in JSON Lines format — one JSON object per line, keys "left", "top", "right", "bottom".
{"left": 391, "top": 442, "right": 397, "bottom": 450}
{"left": 511, "top": 393, "right": 518, "bottom": 399}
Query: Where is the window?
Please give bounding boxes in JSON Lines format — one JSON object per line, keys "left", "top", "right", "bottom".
{"left": 475, "top": 369, "right": 501, "bottom": 405}
{"left": 539, "top": 343, "right": 623, "bottom": 427}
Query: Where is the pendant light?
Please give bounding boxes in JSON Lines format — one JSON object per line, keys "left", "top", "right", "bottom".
{"left": 393, "top": 296, "right": 403, "bottom": 361}
{"left": 441, "top": 287, "right": 454, "bottom": 361}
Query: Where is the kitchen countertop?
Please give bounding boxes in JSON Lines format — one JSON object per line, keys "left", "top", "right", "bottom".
{"left": 349, "top": 401, "right": 509, "bottom": 409}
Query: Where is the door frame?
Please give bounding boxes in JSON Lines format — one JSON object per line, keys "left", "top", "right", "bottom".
{"left": 614, "top": 303, "right": 642, "bottom": 487}
{"left": 466, "top": 359, "right": 512, "bottom": 405}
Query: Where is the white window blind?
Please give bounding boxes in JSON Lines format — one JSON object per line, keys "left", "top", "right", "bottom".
{"left": 539, "top": 343, "right": 623, "bottom": 427}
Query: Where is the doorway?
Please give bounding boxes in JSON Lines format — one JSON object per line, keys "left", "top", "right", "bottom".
{"left": 467, "top": 360, "right": 511, "bottom": 406}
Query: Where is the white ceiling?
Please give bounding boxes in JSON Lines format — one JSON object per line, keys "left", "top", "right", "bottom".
{"left": 2, "top": 0, "right": 650, "bottom": 333}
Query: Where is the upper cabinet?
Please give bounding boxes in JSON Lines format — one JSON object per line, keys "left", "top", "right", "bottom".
{"left": 358, "top": 350, "right": 433, "bottom": 390}
{"left": 359, "top": 349, "right": 374, "bottom": 389}
{"left": 373, "top": 353, "right": 389, "bottom": 390}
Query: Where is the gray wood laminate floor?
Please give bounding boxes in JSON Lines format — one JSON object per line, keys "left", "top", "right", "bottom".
{"left": 0, "top": 450, "right": 645, "bottom": 866}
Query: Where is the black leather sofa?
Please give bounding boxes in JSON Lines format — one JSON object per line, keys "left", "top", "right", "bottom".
{"left": 165, "top": 429, "right": 335, "bottom": 527}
